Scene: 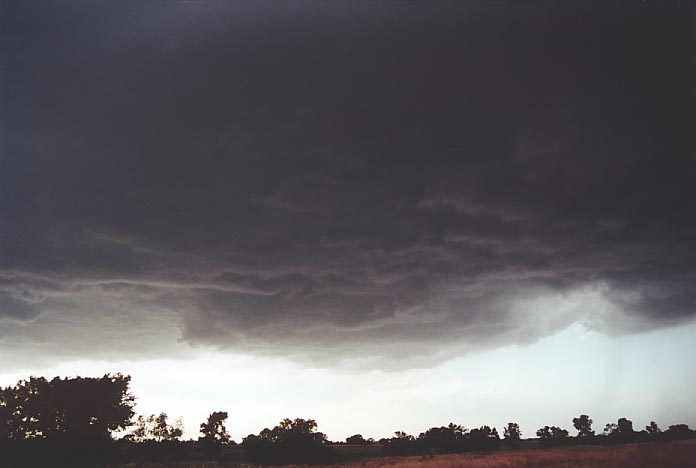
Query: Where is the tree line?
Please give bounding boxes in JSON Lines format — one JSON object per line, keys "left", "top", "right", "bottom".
{"left": 1, "top": 374, "right": 694, "bottom": 466}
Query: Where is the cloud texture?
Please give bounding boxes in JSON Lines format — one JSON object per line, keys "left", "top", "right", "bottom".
{"left": 1, "top": 1, "right": 694, "bottom": 368}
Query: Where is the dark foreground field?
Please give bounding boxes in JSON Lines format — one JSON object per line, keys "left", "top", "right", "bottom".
{"left": 108, "top": 439, "right": 696, "bottom": 468}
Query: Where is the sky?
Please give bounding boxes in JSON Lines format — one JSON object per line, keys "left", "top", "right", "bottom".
{"left": 1, "top": 0, "right": 695, "bottom": 441}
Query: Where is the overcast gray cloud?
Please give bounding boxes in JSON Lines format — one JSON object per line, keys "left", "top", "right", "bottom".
{"left": 1, "top": 1, "right": 694, "bottom": 369}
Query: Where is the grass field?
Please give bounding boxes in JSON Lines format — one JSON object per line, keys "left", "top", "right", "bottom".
{"left": 334, "top": 440, "right": 696, "bottom": 468}
{"left": 110, "top": 439, "right": 696, "bottom": 467}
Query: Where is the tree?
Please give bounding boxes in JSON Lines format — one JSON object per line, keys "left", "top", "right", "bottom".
{"left": 467, "top": 425, "right": 500, "bottom": 452}
{"left": 551, "top": 426, "right": 569, "bottom": 440}
{"left": 603, "top": 422, "right": 618, "bottom": 436}
{"left": 418, "top": 423, "right": 466, "bottom": 453}
{"left": 536, "top": 425, "right": 568, "bottom": 446}
{"left": 617, "top": 418, "right": 634, "bottom": 434}
{"left": 127, "top": 413, "right": 183, "bottom": 442}
{"left": 199, "top": 411, "right": 230, "bottom": 458}
{"left": 646, "top": 421, "right": 661, "bottom": 435}
{"left": 200, "top": 411, "right": 230, "bottom": 444}
{"left": 0, "top": 384, "right": 27, "bottom": 439}
{"left": 572, "top": 414, "right": 594, "bottom": 438}
{"left": 152, "top": 413, "right": 183, "bottom": 442}
{"left": 242, "top": 418, "right": 337, "bottom": 465}
{"left": 0, "top": 374, "right": 135, "bottom": 440}
{"left": 665, "top": 424, "right": 692, "bottom": 440}
{"left": 346, "top": 434, "right": 369, "bottom": 445}
{"left": 618, "top": 418, "right": 633, "bottom": 434}
{"left": 380, "top": 431, "right": 417, "bottom": 456}
{"left": 127, "top": 415, "right": 149, "bottom": 442}
{"left": 604, "top": 418, "right": 635, "bottom": 441}
{"left": 503, "top": 422, "right": 521, "bottom": 448}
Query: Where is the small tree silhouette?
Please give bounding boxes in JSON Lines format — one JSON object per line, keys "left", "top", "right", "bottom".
{"left": 646, "top": 421, "right": 661, "bottom": 435}
{"left": 604, "top": 417, "right": 635, "bottom": 442}
{"left": 200, "top": 411, "right": 230, "bottom": 444}
{"left": 199, "top": 411, "right": 230, "bottom": 458}
{"left": 127, "top": 413, "right": 183, "bottom": 442}
{"left": 467, "top": 426, "right": 501, "bottom": 452}
{"left": 604, "top": 422, "right": 619, "bottom": 436}
{"left": 536, "top": 426, "right": 568, "bottom": 446}
{"left": 572, "top": 414, "right": 594, "bottom": 438}
{"left": 618, "top": 418, "right": 634, "bottom": 434}
{"left": 503, "top": 422, "right": 521, "bottom": 448}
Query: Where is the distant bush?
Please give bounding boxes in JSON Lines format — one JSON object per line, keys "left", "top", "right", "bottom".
{"left": 346, "top": 434, "right": 373, "bottom": 445}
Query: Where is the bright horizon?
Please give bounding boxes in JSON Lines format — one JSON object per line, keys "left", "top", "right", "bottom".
{"left": 3, "top": 320, "right": 695, "bottom": 442}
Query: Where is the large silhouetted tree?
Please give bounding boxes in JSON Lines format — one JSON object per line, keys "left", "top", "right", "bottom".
{"left": 0, "top": 374, "right": 134, "bottom": 440}
{"left": 572, "top": 414, "right": 594, "bottom": 438}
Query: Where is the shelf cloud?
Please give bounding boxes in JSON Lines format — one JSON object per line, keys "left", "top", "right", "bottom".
{"left": 2, "top": 1, "right": 693, "bottom": 370}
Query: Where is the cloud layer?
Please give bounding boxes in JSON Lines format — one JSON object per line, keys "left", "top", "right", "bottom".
{"left": 1, "top": 1, "right": 694, "bottom": 368}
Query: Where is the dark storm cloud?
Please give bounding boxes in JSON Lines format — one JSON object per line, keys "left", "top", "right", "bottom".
{"left": 1, "top": 1, "right": 694, "bottom": 367}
